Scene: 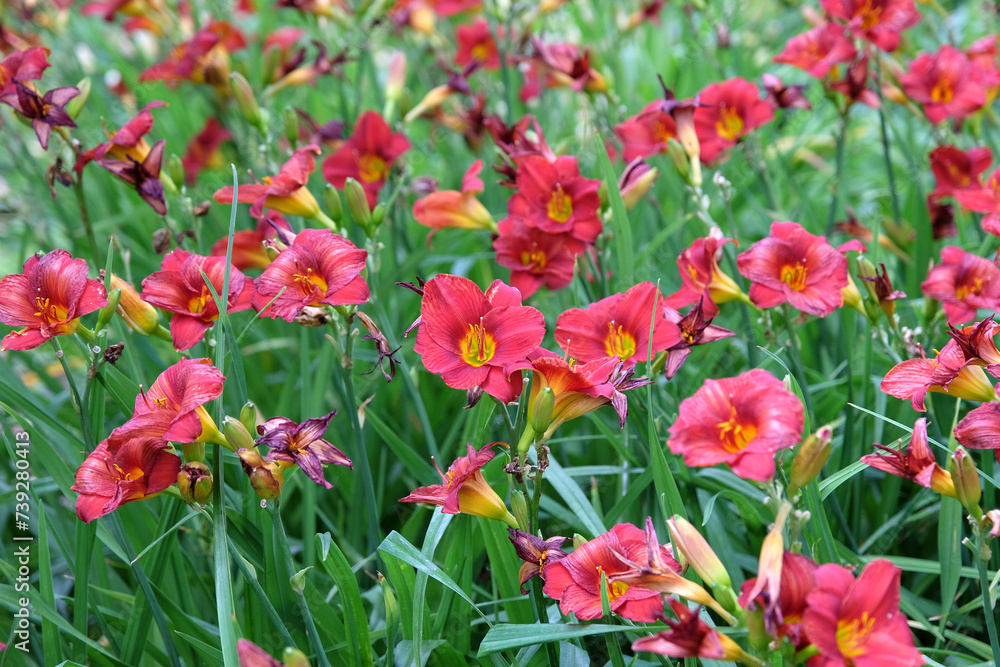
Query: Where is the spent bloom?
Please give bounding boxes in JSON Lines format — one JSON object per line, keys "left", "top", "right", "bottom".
{"left": 632, "top": 598, "right": 755, "bottom": 662}
{"left": 921, "top": 246, "right": 1000, "bottom": 325}
{"left": 412, "top": 275, "right": 545, "bottom": 404}
{"left": 662, "top": 299, "right": 735, "bottom": 380}
{"left": 256, "top": 411, "right": 352, "bottom": 489}
{"left": 322, "top": 110, "right": 411, "bottom": 208}
{"left": 667, "top": 369, "right": 804, "bottom": 482}
{"left": 554, "top": 281, "right": 680, "bottom": 364}
{"left": 508, "top": 529, "right": 567, "bottom": 593}
{"left": 0, "top": 81, "right": 78, "bottom": 150}
{"left": 543, "top": 523, "right": 679, "bottom": 622}
{"left": 861, "top": 418, "right": 955, "bottom": 496}
{"left": 400, "top": 442, "right": 517, "bottom": 526}
{"left": 0, "top": 249, "right": 107, "bottom": 351}
{"left": 251, "top": 228, "right": 369, "bottom": 321}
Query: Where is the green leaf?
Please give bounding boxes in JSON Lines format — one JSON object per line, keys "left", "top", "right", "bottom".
{"left": 316, "top": 533, "right": 374, "bottom": 667}
{"left": 541, "top": 456, "right": 606, "bottom": 538}
{"left": 477, "top": 623, "right": 634, "bottom": 656}
{"left": 596, "top": 129, "right": 634, "bottom": 290}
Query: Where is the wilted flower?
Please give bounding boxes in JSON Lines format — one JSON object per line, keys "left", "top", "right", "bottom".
{"left": 921, "top": 246, "right": 1000, "bottom": 324}
{"left": 507, "top": 528, "right": 567, "bottom": 593}
{"left": 665, "top": 234, "right": 747, "bottom": 318}
{"left": 492, "top": 217, "right": 578, "bottom": 299}
{"left": 251, "top": 228, "right": 369, "bottom": 321}
{"left": 554, "top": 281, "right": 680, "bottom": 364}
{"left": 632, "top": 598, "right": 754, "bottom": 661}
{"left": 412, "top": 275, "right": 545, "bottom": 404}
{"left": 0, "top": 249, "right": 107, "bottom": 351}
{"left": 667, "top": 369, "right": 804, "bottom": 482}
{"left": 256, "top": 411, "right": 352, "bottom": 489}
{"left": 400, "top": 442, "right": 517, "bottom": 526}
{"left": 881, "top": 339, "right": 998, "bottom": 411}
{"left": 662, "top": 299, "right": 735, "bottom": 380}
{"left": 694, "top": 77, "right": 773, "bottom": 163}
{"left": 949, "top": 318, "right": 1000, "bottom": 378}
{"left": 900, "top": 45, "right": 986, "bottom": 124}
{"left": 543, "top": 523, "right": 678, "bottom": 622}
{"left": 322, "top": 111, "right": 411, "bottom": 208}
{"left": 861, "top": 418, "right": 955, "bottom": 496}
{"left": 413, "top": 159, "right": 497, "bottom": 245}
{"left": 519, "top": 37, "right": 607, "bottom": 101}
{"left": 237, "top": 448, "right": 285, "bottom": 499}
{"left": 761, "top": 74, "right": 811, "bottom": 110}
{"left": 0, "top": 81, "right": 78, "bottom": 150}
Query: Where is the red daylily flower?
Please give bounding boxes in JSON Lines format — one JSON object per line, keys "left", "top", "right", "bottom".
{"left": 400, "top": 442, "right": 517, "bottom": 526}
{"left": 694, "top": 77, "right": 774, "bottom": 163}
{"left": 740, "top": 551, "right": 819, "bottom": 648}
{"left": 543, "top": 523, "right": 678, "bottom": 622}
{"left": 803, "top": 560, "right": 923, "bottom": 667}
{"left": 413, "top": 159, "right": 496, "bottom": 245}
{"left": 72, "top": 435, "right": 181, "bottom": 523}
{"left": 773, "top": 23, "right": 856, "bottom": 78}
{"left": 236, "top": 639, "right": 283, "bottom": 667}
{"left": 322, "top": 110, "right": 411, "bottom": 208}
{"left": 955, "top": 403, "right": 1000, "bottom": 464}
{"left": 256, "top": 411, "right": 352, "bottom": 489}
{"left": 861, "top": 417, "right": 955, "bottom": 497}
{"left": 182, "top": 117, "right": 230, "bottom": 185}
{"left": 0, "top": 249, "right": 107, "bottom": 351}
{"left": 0, "top": 47, "right": 50, "bottom": 94}
{"left": 140, "top": 249, "right": 254, "bottom": 350}
{"left": 390, "top": 0, "right": 482, "bottom": 34}
{"left": 664, "top": 234, "right": 746, "bottom": 318}
{"left": 900, "top": 45, "right": 986, "bottom": 124}
{"left": 76, "top": 100, "right": 166, "bottom": 170}
{"left": 821, "top": 0, "right": 920, "bottom": 52}
{"left": 968, "top": 35, "right": 1000, "bottom": 104}
{"left": 508, "top": 528, "right": 568, "bottom": 593}
{"left": 210, "top": 211, "right": 293, "bottom": 271}
{"left": 492, "top": 217, "right": 578, "bottom": 299}
{"left": 455, "top": 18, "right": 500, "bottom": 70}
{"left": 613, "top": 100, "right": 677, "bottom": 162}
{"left": 126, "top": 358, "right": 225, "bottom": 444}
{"left": 954, "top": 166, "right": 1000, "bottom": 235}
{"left": 0, "top": 81, "right": 78, "bottom": 150}
{"left": 667, "top": 369, "right": 804, "bottom": 482}
{"left": 214, "top": 145, "right": 323, "bottom": 219}
{"left": 632, "top": 598, "right": 751, "bottom": 660}
{"left": 922, "top": 246, "right": 1000, "bottom": 324}
{"left": 881, "top": 339, "right": 998, "bottom": 411}
{"left": 949, "top": 318, "right": 1000, "bottom": 379}
{"left": 139, "top": 21, "right": 247, "bottom": 94}
{"left": 737, "top": 222, "right": 856, "bottom": 317}
{"left": 506, "top": 154, "right": 602, "bottom": 253}
{"left": 929, "top": 145, "right": 992, "bottom": 198}
{"left": 413, "top": 275, "right": 545, "bottom": 403}
{"left": 662, "top": 299, "right": 735, "bottom": 380}
{"left": 554, "top": 282, "right": 681, "bottom": 364}
{"left": 276, "top": 0, "right": 347, "bottom": 17}
{"left": 251, "top": 228, "right": 369, "bottom": 321}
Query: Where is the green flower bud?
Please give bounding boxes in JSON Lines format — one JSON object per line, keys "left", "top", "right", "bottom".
{"left": 528, "top": 387, "right": 555, "bottom": 438}
{"left": 96, "top": 288, "right": 122, "bottom": 332}
{"left": 345, "top": 177, "right": 373, "bottom": 231}
{"left": 168, "top": 154, "right": 185, "bottom": 190}
{"left": 281, "top": 648, "right": 310, "bottom": 667}
{"left": 666, "top": 138, "right": 690, "bottom": 184}
{"left": 323, "top": 184, "right": 343, "bottom": 224}
{"left": 283, "top": 106, "right": 299, "bottom": 147}
{"left": 231, "top": 72, "right": 263, "bottom": 132}
{"left": 949, "top": 447, "right": 983, "bottom": 520}
{"left": 572, "top": 533, "right": 588, "bottom": 549}
{"left": 240, "top": 401, "right": 259, "bottom": 436}
{"left": 223, "top": 416, "right": 256, "bottom": 451}
{"left": 66, "top": 77, "right": 91, "bottom": 119}
{"left": 787, "top": 424, "right": 833, "bottom": 498}
{"left": 511, "top": 490, "right": 529, "bottom": 531}
{"left": 371, "top": 202, "right": 386, "bottom": 230}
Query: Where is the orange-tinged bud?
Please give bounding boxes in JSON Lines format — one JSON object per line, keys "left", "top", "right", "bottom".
{"left": 409, "top": 6, "right": 435, "bottom": 34}
{"left": 237, "top": 448, "right": 285, "bottom": 499}
{"left": 949, "top": 447, "right": 983, "bottom": 519}
{"left": 787, "top": 424, "right": 833, "bottom": 498}
{"left": 667, "top": 515, "right": 731, "bottom": 590}
{"left": 110, "top": 273, "right": 161, "bottom": 335}
{"left": 404, "top": 84, "right": 454, "bottom": 123}
{"left": 177, "top": 461, "right": 213, "bottom": 504}
{"left": 385, "top": 51, "right": 407, "bottom": 106}
{"left": 744, "top": 502, "right": 791, "bottom": 608}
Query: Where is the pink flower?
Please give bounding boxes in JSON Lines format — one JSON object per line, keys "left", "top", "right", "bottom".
{"left": 881, "top": 339, "right": 998, "bottom": 411}
{"left": 921, "top": 246, "right": 1000, "bottom": 325}
{"left": 694, "top": 77, "right": 774, "bottom": 163}
{"left": 900, "top": 45, "right": 987, "bottom": 124}
{"left": 492, "top": 218, "right": 578, "bottom": 299}
{"left": 821, "top": 0, "right": 920, "bottom": 53}
{"left": 773, "top": 23, "right": 857, "bottom": 78}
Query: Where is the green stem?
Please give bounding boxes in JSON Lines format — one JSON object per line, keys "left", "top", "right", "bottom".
{"left": 782, "top": 306, "right": 815, "bottom": 423}
{"left": 825, "top": 110, "right": 849, "bottom": 235}
{"left": 875, "top": 59, "right": 902, "bottom": 230}
{"left": 73, "top": 173, "right": 102, "bottom": 267}
{"left": 267, "top": 500, "right": 332, "bottom": 667}
{"left": 226, "top": 536, "right": 298, "bottom": 648}
{"left": 51, "top": 339, "right": 95, "bottom": 450}
{"left": 212, "top": 442, "right": 239, "bottom": 666}
{"left": 978, "top": 554, "right": 1000, "bottom": 667}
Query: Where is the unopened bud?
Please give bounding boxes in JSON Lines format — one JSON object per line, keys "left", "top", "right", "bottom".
{"left": 96, "top": 288, "right": 122, "bottom": 332}
{"left": 289, "top": 566, "right": 310, "bottom": 595}
{"left": 177, "top": 461, "right": 214, "bottom": 504}
{"left": 597, "top": 181, "right": 609, "bottom": 210}
{"left": 231, "top": 72, "right": 263, "bottom": 132}
{"left": 238, "top": 448, "right": 285, "bottom": 499}
{"left": 281, "top": 648, "right": 310, "bottom": 667}
{"left": 619, "top": 161, "right": 658, "bottom": 211}
{"left": 385, "top": 51, "right": 407, "bottom": 106}
{"left": 109, "top": 273, "right": 161, "bottom": 335}
{"left": 345, "top": 177, "right": 373, "bottom": 230}
{"left": 744, "top": 605, "right": 769, "bottom": 651}
{"left": 379, "top": 572, "right": 401, "bottom": 645}
{"left": 667, "top": 515, "right": 732, "bottom": 590}
{"left": 857, "top": 257, "right": 879, "bottom": 301}
{"left": 787, "top": 424, "right": 833, "bottom": 498}
{"left": 168, "top": 154, "right": 185, "bottom": 190}
{"left": 666, "top": 138, "right": 691, "bottom": 183}
{"left": 66, "top": 77, "right": 91, "bottom": 119}
{"left": 529, "top": 387, "right": 555, "bottom": 435}
{"left": 323, "top": 184, "right": 343, "bottom": 223}
{"left": 224, "top": 416, "right": 256, "bottom": 451}
{"left": 511, "top": 490, "right": 529, "bottom": 531}
{"left": 572, "top": 533, "right": 588, "bottom": 549}
{"left": 949, "top": 447, "right": 983, "bottom": 520}
{"left": 371, "top": 202, "right": 386, "bottom": 229}
{"left": 240, "top": 401, "right": 259, "bottom": 435}
{"left": 283, "top": 106, "right": 299, "bottom": 147}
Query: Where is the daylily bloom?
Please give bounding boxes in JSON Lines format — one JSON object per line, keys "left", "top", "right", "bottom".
{"left": 139, "top": 21, "right": 247, "bottom": 95}
{"left": 508, "top": 528, "right": 567, "bottom": 593}
{"left": 413, "top": 159, "right": 497, "bottom": 245}
{"left": 213, "top": 145, "right": 324, "bottom": 220}
{"left": 256, "top": 411, "right": 352, "bottom": 489}
{"left": 665, "top": 234, "right": 747, "bottom": 318}
{"left": 861, "top": 418, "right": 955, "bottom": 496}
{"left": 662, "top": 299, "right": 735, "bottom": 380}
{"left": 0, "top": 81, "right": 78, "bottom": 150}
{"left": 506, "top": 154, "right": 603, "bottom": 253}
{"left": 829, "top": 56, "right": 880, "bottom": 108}
{"left": 740, "top": 551, "right": 818, "bottom": 648}
{"left": 0, "top": 249, "right": 107, "bottom": 351}
{"left": 400, "top": 442, "right": 517, "bottom": 526}
{"left": 72, "top": 435, "right": 181, "bottom": 523}
{"left": 554, "top": 281, "right": 681, "bottom": 364}
{"left": 927, "top": 195, "right": 957, "bottom": 240}
{"left": 210, "top": 211, "right": 293, "bottom": 271}
{"left": 125, "top": 358, "right": 225, "bottom": 445}
{"left": 773, "top": 23, "right": 856, "bottom": 78}
{"left": 737, "top": 222, "right": 854, "bottom": 317}
{"left": 821, "top": 0, "right": 920, "bottom": 52}
{"left": 954, "top": 166, "right": 1000, "bottom": 235}
{"left": 954, "top": 403, "right": 1000, "bottom": 463}
{"left": 492, "top": 217, "right": 578, "bottom": 298}
{"left": 455, "top": 19, "right": 500, "bottom": 70}
{"left": 543, "top": 523, "right": 678, "bottom": 622}
{"left": 509, "top": 353, "right": 650, "bottom": 449}
{"left": 413, "top": 275, "right": 545, "bottom": 404}
{"left": 881, "top": 339, "right": 998, "bottom": 411}
{"left": 929, "top": 145, "right": 992, "bottom": 199}
{"left": 694, "top": 77, "right": 773, "bottom": 163}
{"left": 0, "top": 47, "right": 50, "bottom": 94}
{"left": 667, "top": 369, "right": 804, "bottom": 482}
{"left": 140, "top": 249, "right": 254, "bottom": 350}
{"left": 75, "top": 100, "right": 166, "bottom": 169}
{"left": 390, "top": 0, "right": 482, "bottom": 34}
{"left": 322, "top": 110, "right": 411, "bottom": 208}
{"left": 181, "top": 117, "right": 230, "bottom": 185}
{"left": 107, "top": 273, "right": 161, "bottom": 335}
{"left": 617, "top": 158, "right": 659, "bottom": 209}
{"left": 519, "top": 38, "right": 607, "bottom": 101}
{"left": 921, "top": 246, "right": 1000, "bottom": 324}
{"left": 251, "top": 228, "right": 369, "bottom": 321}
{"left": 968, "top": 35, "right": 1000, "bottom": 104}
{"left": 276, "top": 0, "right": 347, "bottom": 17}
{"left": 632, "top": 598, "right": 754, "bottom": 661}
{"left": 900, "top": 45, "right": 986, "bottom": 125}
{"left": 803, "top": 560, "right": 923, "bottom": 666}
